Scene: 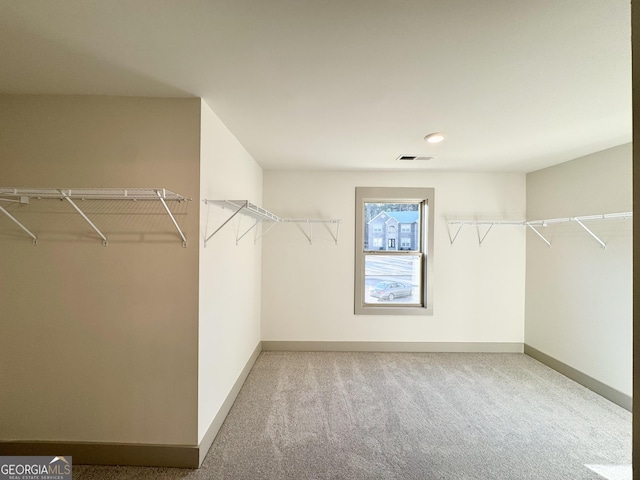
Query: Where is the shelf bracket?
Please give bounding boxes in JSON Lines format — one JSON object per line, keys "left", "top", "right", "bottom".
{"left": 156, "top": 190, "right": 188, "bottom": 247}
{"left": 203, "top": 200, "right": 248, "bottom": 247}
{"left": 316, "top": 220, "right": 342, "bottom": 245}
{"left": 0, "top": 205, "right": 38, "bottom": 245}
{"left": 478, "top": 223, "right": 494, "bottom": 246}
{"left": 301, "top": 221, "right": 313, "bottom": 245}
{"left": 60, "top": 190, "right": 108, "bottom": 246}
{"left": 236, "top": 219, "right": 261, "bottom": 245}
{"left": 526, "top": 223, "right": 551, "bottom": 247}
{"left": 330, "top": 221, "right": 340, "bottom": 246}
{"left": 573, "top": 218, "right": 606, "bottom": 249}
{"left": 254, "top": 221, "right": 279, "bottom": 244}
{"left": 448, "top": 223, "right": 464, "bottom": 245}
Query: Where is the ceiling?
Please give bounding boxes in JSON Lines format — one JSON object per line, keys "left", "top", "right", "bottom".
{"left": 0, "top": 0, "right": 631, "bottom": 172}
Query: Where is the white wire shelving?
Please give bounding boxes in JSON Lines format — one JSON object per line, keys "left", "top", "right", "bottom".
{"left": 0, "top": 188, "right": 191, "bottom": 247}
{"left": 447, "top": 212, "right": 632, "bottom": 249}
{"left": 280, "top": 218, "right": 342, "bottom": 245}
{"left": 203, "top": 199, "right": 342, "bottom": 246}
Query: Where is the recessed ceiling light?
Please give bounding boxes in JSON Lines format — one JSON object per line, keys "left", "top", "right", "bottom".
{"left": 424, "top": 132, "right": 446, "bottom": 144}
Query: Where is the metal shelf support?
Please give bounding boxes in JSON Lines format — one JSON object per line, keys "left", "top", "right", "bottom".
{"left": 478, "top": 223, "right": 494, "bottom": 246}
{"left": 60, "top": 190, "right": 108, "bottom": 246}
{"left": 573, "top": 218, "right": 606, "bottom": 249}
{"left": 281, "top": 219, "right": 343, "bottom": 245}
{"left": 0, "top": 204, "right": 38, "bottom": 245}
{"left": 156, "top": 190, "right": 188, "bottom": 247}
{"left": 236, "top": 219, "right": 261, "bottom": 245}
{"left": 525, "top": 223, "right": 551, "bottom": 247}
{"left": 449, "top": 223, "right": 465, "bottom": 245}
{"left": 254, "top": 222, "right": 279, "bottom": 244}
{"left": 203, "top": 200, "right": 248, "bottom": 246}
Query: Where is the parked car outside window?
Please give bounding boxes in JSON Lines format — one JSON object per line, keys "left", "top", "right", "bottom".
{"left": 369, "top": 281, "right": 413, "bottom": 301}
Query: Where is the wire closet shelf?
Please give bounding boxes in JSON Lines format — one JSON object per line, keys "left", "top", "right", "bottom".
{"left": 203, "top": 199, "right": 342, "bottom": 246}
{"left": 0, "top": 187, "right": 190, "bottom": 247}
{"left": 447, "top": 212, "right": 632, "bottom": 249}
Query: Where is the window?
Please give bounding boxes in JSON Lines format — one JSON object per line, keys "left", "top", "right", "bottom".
{"left": 355, "top": 187, "right": 434, "bottom": 315}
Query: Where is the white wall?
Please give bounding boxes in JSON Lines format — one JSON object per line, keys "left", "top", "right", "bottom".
{"left": 0, "top": 95, "right": 201, "bottom": 445}
{"left": 262, "top": 170, "right": 526, "bottom": 344}
{"left": 198, "top": 100, "right": 263, "bottom": 442}
{"left": 525, "top": 144, "right": 632, "bottom": 397}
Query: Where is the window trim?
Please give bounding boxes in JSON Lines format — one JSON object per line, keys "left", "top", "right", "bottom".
{"left": 355, "top": 186, "right": 434, "bottom": 315}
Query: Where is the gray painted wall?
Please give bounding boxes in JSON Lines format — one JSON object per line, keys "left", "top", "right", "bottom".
{"left": 525, "top": 143, "right": 632, "bottom": 397}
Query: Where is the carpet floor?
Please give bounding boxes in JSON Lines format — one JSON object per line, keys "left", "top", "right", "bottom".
{"left": 74, "top": 352, "right": 632, "bottom": 479}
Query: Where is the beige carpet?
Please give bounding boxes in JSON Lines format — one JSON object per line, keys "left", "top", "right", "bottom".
{"left": 75, "top": 352, "right": 632, "bottom": 479}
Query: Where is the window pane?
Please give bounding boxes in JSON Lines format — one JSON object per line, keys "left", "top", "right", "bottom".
{"left": 364, "top": 202, "right": 420, "bottom": 252}
{"left": 364, "top": 254, "right": 422, "bottom": 305}
{"left": 355, "top": 186, "right": 434, "bottom": 316}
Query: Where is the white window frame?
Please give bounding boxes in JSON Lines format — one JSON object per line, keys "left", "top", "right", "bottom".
{"left": 355, "top": 186, "right": 435, "bottom": 315}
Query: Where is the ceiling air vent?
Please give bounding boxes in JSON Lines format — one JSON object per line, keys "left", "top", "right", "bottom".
{"left": 396, "top": 155, "right": 433, "bottom": 161}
